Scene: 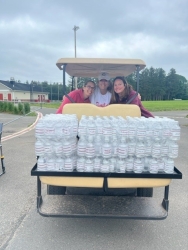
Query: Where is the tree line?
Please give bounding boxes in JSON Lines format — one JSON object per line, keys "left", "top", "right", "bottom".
{"left": 28, "top": 67, "right": 188, "bottom": 101}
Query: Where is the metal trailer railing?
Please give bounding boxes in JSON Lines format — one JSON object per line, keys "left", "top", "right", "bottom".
{"left": 0, "top": 123, "right": 5, "bottom": 176}
{"left": 0, "top": 106, "right": 42, "bottom": 177}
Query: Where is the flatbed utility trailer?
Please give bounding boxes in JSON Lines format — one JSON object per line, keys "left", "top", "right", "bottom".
{"left": 31, "top": 58, "right": 182, "bottom": 219}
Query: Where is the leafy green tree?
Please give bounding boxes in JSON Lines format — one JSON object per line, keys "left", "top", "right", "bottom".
{"left": 165, "top": 68, "right": 178, "bottom": 100}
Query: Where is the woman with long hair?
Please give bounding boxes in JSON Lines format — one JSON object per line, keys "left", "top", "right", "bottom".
{"left": 110, "top": 76, "right": 154, "bottom": 118}
{"left": 56, "top": 80, "right": 95, "bottom": 114}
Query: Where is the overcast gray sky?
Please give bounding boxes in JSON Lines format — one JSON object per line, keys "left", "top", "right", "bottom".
{"left": 0, "top": 0, "right": 187, "bottom": 83}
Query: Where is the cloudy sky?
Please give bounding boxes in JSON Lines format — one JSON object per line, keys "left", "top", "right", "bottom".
{"left": 0, "top": 0, "right": 187, "bottom": 84}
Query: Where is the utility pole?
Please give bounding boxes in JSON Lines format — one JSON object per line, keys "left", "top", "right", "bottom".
{"left": 51, "top": 83, "right": 52, "bottom": 101}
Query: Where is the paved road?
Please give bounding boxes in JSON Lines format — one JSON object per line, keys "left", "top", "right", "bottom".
{"left": 0, "top": 109, "right": 188, "bottom": 250}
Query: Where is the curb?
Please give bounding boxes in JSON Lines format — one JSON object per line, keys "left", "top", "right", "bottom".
{"left": 2, "top": 112, "right": 43, "bottom": 142}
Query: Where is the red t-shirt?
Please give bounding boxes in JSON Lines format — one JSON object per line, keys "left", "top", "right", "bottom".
{"left": 56, "top": 88, "right": 90, "bottom": 114}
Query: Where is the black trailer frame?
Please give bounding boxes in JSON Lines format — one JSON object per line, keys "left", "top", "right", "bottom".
{"left": 31, "top": 164, "right": 182, "bottom": 219}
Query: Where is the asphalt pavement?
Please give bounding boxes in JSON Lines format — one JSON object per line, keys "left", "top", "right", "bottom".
{"left": 0, "top": 108, "right": 188, "bottom": 250}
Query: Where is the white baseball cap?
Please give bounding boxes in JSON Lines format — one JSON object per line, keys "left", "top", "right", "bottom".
{"left": 98, "top": 72, "right": 110, "bottom": 81}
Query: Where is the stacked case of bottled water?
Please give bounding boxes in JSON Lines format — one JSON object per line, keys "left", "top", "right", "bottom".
{"left": 35, "top": 114, "right": 78, "bottom": 171}
{"left": 76, "top": 115, "right": 180, "bottom": 174}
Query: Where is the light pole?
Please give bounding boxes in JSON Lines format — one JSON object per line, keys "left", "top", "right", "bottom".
{"left": 73, "top": 25, "right": 79, "bottom": 89}
{"left": 73, "top": 25, "right": 79, "bottom": 58}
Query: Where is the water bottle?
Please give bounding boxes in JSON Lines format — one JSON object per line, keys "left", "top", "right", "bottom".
{"left": 152, "top": 140, "right": 161, "bottom": 158}
{"left": 55, "top": 157, "right": 64, "bottom": 171}
{"left": 44, "top": 141, "right": 53, "bottom": 157}
{"left": 135, "top": 139, "right": 145, "bottom": 158}
{"left": 128, "top": 139, "right": 136, "bottom": 157}
{"left": 109, "top": 157, "right": 116, "bottom": 173}
{"left": 118, "top": 118, "right": 128, "bottom": 139}
{"left": 101, "top": 159, "right": 110, "bottom": 173}
{"left": 164, "top": 158, "right": 174, "bottom": 173}
{"left": 72, "top": 116, "right": 78, "bottom": 137}
{"left": 143, "top": 157, "right": 150, "bottom": 172}
{"left": 110, "top": 117, "right": 118, "bottom": 137}
{"left": 77, "top": 136, "right": 87, "bottom": 157}
{"left": 37, "top": 157, "right": 46, "bottom": 171}
{"left": 161, "top": 140, "right": 169, "bottom": 157}
{"left": 46, "top": 157, "right": 55, "bottom": 171}
{"left": 87, "top": 116, "right": 96, "bottom": 136}
{"left": 95, "top": 116, "right": 103, "bottom": 136}
{"left": 134, "top": 157, "right": 144, "bottom": 173}
{"left": 54, "top": 141, "right": 63, "bottom": 157}
{"left": 168, "top": 141, "right": 179, "bottom": 158}
{"left": 153, "top": 120, "right": 162, "bottom": 141}
{"left": 127, "top": 118, "right": 137, "bottom": 140}
{"left": 62, "top": 140, "right": 72, "bottom": 157}
{"left": 78, "top": 115, "right": 88, "bottom": 137}
{"left": 111, "top": 136, "right": 118, "bottom": 157}
{"left": 71, "top": 138, "right": 77, "bottom": 155}
{"left": 62, "top": 118, "right": 71, "bottom": 139}
{"left": 102, "top": 121, "right": 112, "bottom": 138}
{"left": 85, "top": 136, "right": 95, "bottom": 158}
{"left": 126, "top": 156, "right": 134, "bottom": 172}
{"left": 117, "top": 158, "right": 126, "bottom": 173}
{"left": 149, "top": 157, "right": 158, "bottom": 174}
{"left": 94, "top": 135, "right": 102, "bottom": 157}
{"left": 72, "top": 154, "right": 77, "bottom": 170}
{"left": 145, "top": 118, "right": 153, "bottom": 140}
{"left": 76, "top": 157, "right": 85, "bottom": 172}
{"left": 64, "top": 157, "right": 74, "bottom": 172}
{"left": 35, "top": 140, "right": 44, "bottom": 157}
{"left": 45, "top": 119, "right": 55, "bottom": 140}
{"left": 170, "top": 120, "right": 180, "bottom": 141}
{"left": 161, "top": 118, "right": 171, "bottom": 140}
{"left": 136, "top": 118, "right": 146, "bottom": 141}
{"left": 93, "top": 156, "right": 101, "bottom": 172}
{"left": 144, "top": 139, "right": 152, "bottom": 157}
{"left": 85, "top": 158, "right": 94, "bottom": 172}
{"left": 102, "top": 136, "right": 112, "bottom": 158}
{"left": 118, "top": 137, "right": 128, "bottom": 158}
{"left": 54, "top": 119, "right": 63, "bottom": 141}
{"left": 35, "top": 119, "right": 44, "bottom": 140}
{"left": 157, "top": 157, "right": 165, "bottom": 172}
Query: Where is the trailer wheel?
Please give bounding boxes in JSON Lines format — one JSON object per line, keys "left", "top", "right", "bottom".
{"left": 137, "top": 188, "right": 153, "bottom": 197}
{"left": 47, "top": 185, "right": 66, "bottom": 195}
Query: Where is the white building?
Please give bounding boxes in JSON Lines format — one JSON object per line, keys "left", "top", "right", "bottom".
{"left": 0, "top": 78, "right": 49, "bottom": 102}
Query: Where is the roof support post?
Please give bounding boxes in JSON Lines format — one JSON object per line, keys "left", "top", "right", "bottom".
{"left": 136, "top": 65, "right": 140, "bottom": 92}
{"left": 63, "top": 64, "right": 67, "bottom": 95}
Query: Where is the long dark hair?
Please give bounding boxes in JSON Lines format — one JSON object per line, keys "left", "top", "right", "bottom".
{"left": 83, "top": 80, "right": 96, "bottom": 87}
{"left": 110, "top": 76, "right": 133, "bottom": 104}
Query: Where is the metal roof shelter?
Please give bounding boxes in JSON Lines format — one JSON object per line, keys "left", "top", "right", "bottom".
{"left": 56, "top": 58, "right": 146, "bottom": 78}
{"left": 56, "top": 58, "right": 146, "bottom": 93}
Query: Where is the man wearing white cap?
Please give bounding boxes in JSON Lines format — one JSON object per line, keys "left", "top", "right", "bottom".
{"left": 90, "top": 72, "right": 112, "bottom": 107}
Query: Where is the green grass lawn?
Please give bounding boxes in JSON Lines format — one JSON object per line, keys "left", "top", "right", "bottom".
{"left": 32, "top": 100, "right": 188, "bottom": 112}
{"left": 142, "top": 100, "right": 188, "bottom": 111}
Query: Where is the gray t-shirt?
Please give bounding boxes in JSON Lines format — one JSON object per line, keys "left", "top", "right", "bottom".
{"left": 90, "top": 87, "right": 112, "bottom": 107}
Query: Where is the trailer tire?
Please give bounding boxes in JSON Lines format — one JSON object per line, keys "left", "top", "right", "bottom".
{"left": 47, "top": 185, "right": 66, "bottom": 195}
{"left": 137, "top": 188, "right": 153, "bottom": 197}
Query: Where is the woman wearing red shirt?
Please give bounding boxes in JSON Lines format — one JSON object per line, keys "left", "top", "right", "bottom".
{"left": 110, "top": 76, "right": 154, "bottom": 118}
{"left": 56, "top": 80, "right": 95, "bottom": 114}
